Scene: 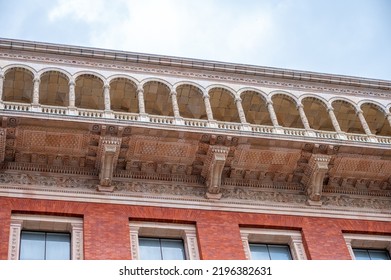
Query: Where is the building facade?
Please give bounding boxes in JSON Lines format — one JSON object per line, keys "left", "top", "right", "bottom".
{"left": 0, "top": 38, "right": 391, "bottom": 260}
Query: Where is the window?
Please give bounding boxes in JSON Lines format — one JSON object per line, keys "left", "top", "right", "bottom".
{"left": 353, "top": 249, "right": 390, "bottom": 260}
{"left": 8, "top": 214, "right": 83, "bottom": 260}
{"left": 249, "top": 243, "right": 292, "bottom": 260}
{"left": 241, "top": 228, "right": 307, "bottom": 260}
{"left": 344, "top": 233, "right": 391, "bottom": 260}
{"left": 129, "top": 221, "right": 199, "bottom": 260}
{"left": 139, "top": 238, "right": 186, "bottom": 260}
{"left": 20, "top": 231, "right": 71, "bottom": 260}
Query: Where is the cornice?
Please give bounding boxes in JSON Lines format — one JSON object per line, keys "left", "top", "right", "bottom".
{"left": 0, "top": 172, "right": 390, "bottom": 222}
{"left": 0, "top": 38, "right": 390, "bottom": 99}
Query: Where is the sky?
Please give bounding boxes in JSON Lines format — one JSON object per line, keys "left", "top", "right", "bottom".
{"left": 0, "top": 0, "right": 390, "bottom": 80}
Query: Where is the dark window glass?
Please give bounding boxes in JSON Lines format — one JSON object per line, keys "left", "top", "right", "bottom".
{"left": 20, "top": 231, "right": 71, "bottom": 260}
{"left": 249, "top": 244, "right": 292, "bottom": 260}
{"left": 353, "top": 249, "right": 390, "bottom": 260}
{"left": 139, "top": 238, "right": 185, "bottom": 260}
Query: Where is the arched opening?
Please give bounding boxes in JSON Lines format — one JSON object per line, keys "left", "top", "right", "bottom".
{"left": 241, "top": 91, "right": 272, "bottom": 125}
{"left": 75, "top": 74, "right": 104, "bottom": 110}
{"left": 361, "top": 103, "right": 391, "bottom": 136}
{"left": 302, "top": 97, "right": 333, "bottom": 131}
{"left": 209, "top": 88, "right": 240, "bottom": 122}
{"left": 143, "top": 81, "right": 173, "bottom": 116}
{"left": 271, "top": 94, "right": 303, "bottom": 128}
{"left": 176, "top": 84, "right": 206, "bottom": 119}
{"left": 110, "top": 78, "right": 138, "bottom": 113}
{"left": 3, "top": 67, "right": 34, "bottom": 103}
{"left": 332, "top": 100, "right": 364, "bottom": 134}
{"left": 39, "top": 71, "right": 69, "bottom": 107}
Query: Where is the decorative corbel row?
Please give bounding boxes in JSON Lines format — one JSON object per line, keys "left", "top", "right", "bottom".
{"left": 96, "top": 136, "right": 122, "bottom": 192}
{"left": 301, "top": 153, "right": 331, "bottom": 206}
{"left": 201, "top": 145, "right": 230, "bottom": 199}
{"left": 0, "top": 128, "right": 6, "bottom": 163}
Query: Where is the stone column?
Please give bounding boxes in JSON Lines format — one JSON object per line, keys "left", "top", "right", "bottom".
{"left": 387, "top": 113, "right": 391, "bottom": 128}
{"left": 203, "top": 94, "right": 214, "bottom": 121}
{"left": 356, "top": 109, "right": 373, "bottom": 135}
{"left": 170, "top": 89, "right": 181, "bottom": 118}
{"left": 297, "top": 103, "right": 311, "bottom": 130}
{"left": 266, "top": 100, "right": 279, "bottom": 127}
{"left": 327, "top": 107, "right": 342, "bottom": 133}
{"left": 137, "top": 85, "right": 145, "bottom": 115}
{"left": 235, "top": 97, "right": 247, "bottom": 123}
{"left": 0, "top": 74, "right": 4, "bottom": 101}
{"left": 68, "top": 80, "right": 76, "bottom": 108}
{"left": 32, "top": 77, "right": 40, "bottom": 105}
{"left": 103, "top": 84, "right": 111, "bottom": 111}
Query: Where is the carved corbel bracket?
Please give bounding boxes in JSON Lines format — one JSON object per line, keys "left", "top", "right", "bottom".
{"left": 301, "top": 154, "right": 331, "bottom": 206}
{"left": 202, "top": 146, "right": 230, "bottom": 199}
{"left": 96, "top": 136, "right": 122, "bottom": 192}
{"left": 0, "top": 128, "right": 6, "bottom": 163}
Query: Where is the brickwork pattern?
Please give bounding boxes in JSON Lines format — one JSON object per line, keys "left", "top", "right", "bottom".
{"left": 1, "top": 197, "right": 391, "bottom": 260}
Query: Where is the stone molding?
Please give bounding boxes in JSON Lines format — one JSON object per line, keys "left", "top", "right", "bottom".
{"left": 8, "top": 214, "right": 83, "bottom": 260}
{"left": 240, "top": 228, "right": 307, "bottom": 260}
{"left": 343, "top": 233, "right": 391, "bottom": 260}
{"left": 129, "top": 221, "right": 199, "bottom": 260}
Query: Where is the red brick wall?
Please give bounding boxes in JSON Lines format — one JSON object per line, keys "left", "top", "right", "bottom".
{"left": 1, "top": 197, "right": 391, "bottom": 260}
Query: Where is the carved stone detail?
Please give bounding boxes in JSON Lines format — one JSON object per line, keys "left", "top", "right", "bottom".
{"left": 8, "top": 219, "right": 22, "bottom": 260}
{"left": 96, "top": 136, "right": 122, "bottom": 192}
{"left": 2, "top": 52, "right": 388, "bottom": 99}
{"left": 0, "top": 128, "right": 6, "bottom": 163}
{"left": 301, "top": 154, "right": 331, "bottom": 205}
{"left": 201, "top": 145, "right": 230, "bottom": 199}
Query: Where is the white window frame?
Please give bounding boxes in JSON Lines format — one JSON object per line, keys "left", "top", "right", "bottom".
{"left": 344, "top": 233, "right": 391, "bottom": 260}
{"left": 241, "top": 228, "right": 307, "bottom": 260}
{"left": 8, "top": 214, "right": 83, "bottom": 260}
{"left": 129, "top": 221, "right": 199, "bottom": 260}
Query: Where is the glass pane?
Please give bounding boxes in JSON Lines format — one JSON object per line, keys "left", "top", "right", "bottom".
{"left": 46, "top": 233, "right": 71, "bottom": 260}
{"left": 353, "top": 249, "right": 371, "bottom": 260}
{"left": 249, "top": 244, "right": 270, "bottom": 260}
{"left": 368, "top": 250, "right": 390, "bottom": 260}
{"left": 139, "top": 238, "right": 162, "bottom": 260}
{"left": 20, "top": 231, "right": 46, "bottom": 260}
{"left": 161, "top": 239, "right": 185, "bottom": 260}
{"left": 268, "top": 245, "right": 292, "bottom": 260}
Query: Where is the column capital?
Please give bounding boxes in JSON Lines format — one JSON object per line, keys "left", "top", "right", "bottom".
{"left": 170, "top": 89, "right": 177, "bottom": 96}
{"left": 33, "top": 77, "right": 40, "bottom": 83}
{"left": 266, "top": 99, "right": 273, "bottom": 105}
{"left": 355, "top": 109, "right": 363, "bottom": 115}
{"left": 235, "top": 97, "right": 242, "bottom": 103}
{"left": 137, "top": 85, "right": 144, "bottom": 93}
{"left": 68, "top": 80, "right": 76, "bottom": 86}
{"left": 203, "top": 94, "right": 210, "bottom": 99}
{"left": 0, "top": 73, "right": 4, "bottom": 79}
{"left": 296, "top": 103, "right": 304, "bottom": 109}
{"left": 327, "top": 106, "right": 334, "bottom": 112}
{"left": 104, "top": 84, "right": 110, "bottom": 90}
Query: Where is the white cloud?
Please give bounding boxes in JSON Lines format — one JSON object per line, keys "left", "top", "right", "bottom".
{"left": 48, "top": 0, "right": 108, "bottom": 23}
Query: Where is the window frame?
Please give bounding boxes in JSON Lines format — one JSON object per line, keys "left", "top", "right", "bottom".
{"left": 8, "top": 214, "right": 83, "bottom": 260}
{"left": 129, "top": 221, "right": 199, "bottom": 260}
{"left": 344, "top": 233, "right": 391, "bottom": 260}
{"left": 241, "top": 228, "right": 307, "bottom": 260}
{"left": 249, "top": 243, "right": 293, "bottom": 260}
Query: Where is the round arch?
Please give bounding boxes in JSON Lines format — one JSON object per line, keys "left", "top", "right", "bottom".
{"left": 39, "top": 70, "right": 70, "bottom": 106}
{"left": 142, "top": 79, "right": 173, "bottom": 116}
{"left": 208, "top": 85, "right": 240, "bottom": 122}
{"left": 331, "top": 99, "right": 364, "bottom": 134}
{"left": 240, "top": 89, "right": 271, "bottom": 126}
{"left": 74, "top": 73, "right": 105, "bottom": 110}
{"left": 175, "top": 82, "right": 207, "bottom": 119}
{"left": 360, "top": 101, "right": 391, "bottom": 136}
{"left": 109, "top": 76, "right": 139, "bottom": 113}
{"left": 2, "top": 66, "right": 35, "bottom": 103}
{"left": 271, "top": 92, "right": 303, "bottom": 128}
{"left": 301, "top": 96, "right": 334, "bottom": 131}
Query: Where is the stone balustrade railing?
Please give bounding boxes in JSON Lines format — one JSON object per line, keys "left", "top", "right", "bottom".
{"left": 2, "top": 101, "right": 391, "bottom": 145}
